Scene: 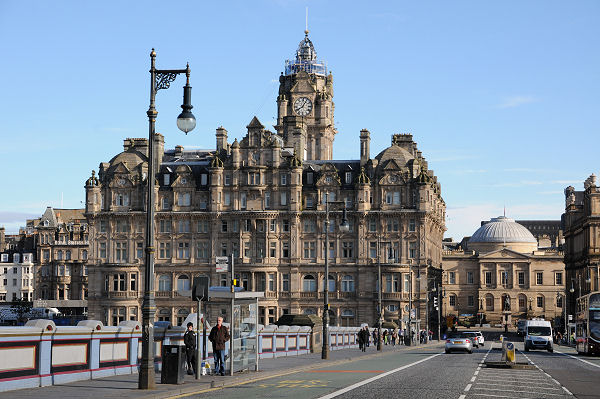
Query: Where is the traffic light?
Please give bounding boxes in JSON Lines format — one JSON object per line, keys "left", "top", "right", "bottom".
{"left": 433, "top": 297, "right": 439, "bottom": 310}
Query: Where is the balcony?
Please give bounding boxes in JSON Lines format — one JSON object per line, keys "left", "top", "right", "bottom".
{"left": 300, "top": 292, "right": 318, "bottom": 299}
{"left": 265, "top": 291, "right": 277, "bottom": 299}
{"left": 155, "top": 291, "right": 172, "bottom": 298}
{"left": 107, "top": 291, "right": 139, "bottom": 299}
{"left": 382, "top": 292, "right": 403, "bottom": 300}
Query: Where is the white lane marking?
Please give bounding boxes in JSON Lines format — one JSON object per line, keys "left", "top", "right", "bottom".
{"left": 562, "top": 386, "right": 573, "bottom": 395}
{"left": 470, "top": 376, "right": 476, "bottom": 382}
{"left": 465, "top": 383, "right": 472, "bottom": 392}
{"left": 471, "top": 387, "right": 565, "bottom": 396}
{"left": 474, "top": 382, "right": 561, "bottom": 390}
{"left": 517, "top": 349, "right": 573, "bottom": 396}
{"left": 458, "top": 395, "right": 466, "bottom": 399}
{"left": 474, "top": 370, "right": 479, "bottom": 375}
{"left": 315, "top": 352, "right": 442, "bottom": 399}
{"left": 554, "top": 349, "right": 600, "bottom": 369}
{"left": 467, "top": 394, "right": 538, "bottom": 399}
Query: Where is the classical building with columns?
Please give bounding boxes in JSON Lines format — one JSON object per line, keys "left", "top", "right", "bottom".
{"left": 442, "top": 216, "right": 565, "bottom": 326}
{"left": 85, "top": 31, "right": 446, "bottom": 328}
{"left": 563, "top": 174, "right": 600, "bottom": 315}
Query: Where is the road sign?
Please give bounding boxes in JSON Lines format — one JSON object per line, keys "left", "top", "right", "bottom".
{"left": 215, "top": 256, "right": 229, "bottom": 273}
{"left": 410, "top": 309, "right": 416, "bottom": 318}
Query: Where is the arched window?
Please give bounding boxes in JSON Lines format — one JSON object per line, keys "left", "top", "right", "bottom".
{"left": 341, "top": 309, "right": 354, "bottom": 317}
{"left": 82, "top": 250, "right": 88, "bottom": 260}
{"left": 158, "top": 275, "right": 172, "bottom": 292}
{"left": 177, "top": 308, "right": 190, "bottom": 326}
{"left": 177, "top": 275, "right": 190, "bottom": 292}
{"left": 303, "top": 275, "right": 316, "bottom": 292}
{"left": 485, "top": 294, "right": 494, "bottom": 311}
{"left": 321, "top": 274, "right": 335, "bottom": 292}
{"left": 341, "top": 275, "right": 355, "bottom": 292}
{"left": 65, "top": 250, "right": 71, "bottom": 261}
{"left": 57, "top": 251, "right": 63, "bottom": 260}
{"left": 157, "top": 308, "right": 171, "bottom": 322}
{"left": 449, "top": 294, "right": 457, "bottom": 307}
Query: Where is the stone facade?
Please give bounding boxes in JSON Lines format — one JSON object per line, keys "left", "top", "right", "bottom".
{"left": 443, "top": 216, "right": 565, "bottom": 326}
{"left": 85, "top": 31, "right": 446, "bottom": 328}
{"left": 0, "top": 251, "right": 34, "bottom": 303}
{"left": 563, "top": 174, "right": 600, "bottom": 314}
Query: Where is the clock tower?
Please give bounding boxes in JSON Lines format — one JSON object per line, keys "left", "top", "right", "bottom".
{"left": 275, "top": 30, "right": 336, "bottom": 161}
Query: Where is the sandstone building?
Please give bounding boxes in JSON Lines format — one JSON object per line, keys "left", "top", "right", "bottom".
{"left": 563, "top": 174, "right": 600, "bottom": 314}
{"left": 85, "top": 31, "right": 446, "bottom": 328}
{"left": 442, "top": 216, "right": 565, "bottom": 326}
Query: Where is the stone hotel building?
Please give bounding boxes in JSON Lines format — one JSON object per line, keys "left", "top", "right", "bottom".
{"left": 85, "top": 31, "right": 446, "bottom": 328}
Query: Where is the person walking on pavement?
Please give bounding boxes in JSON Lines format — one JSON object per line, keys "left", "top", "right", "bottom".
{"left": 209, "top": 316, "right": 230, "bottom": 376}
{"left": 184, "top": 322, "right": 197, "bottom": 376}
{"left": 358, "top": 328, "right": 365, "bottom": 351}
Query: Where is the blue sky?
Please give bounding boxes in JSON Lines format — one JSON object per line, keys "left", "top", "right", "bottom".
{"left": 0, "top": 1, "right": 598, "bottom": 239}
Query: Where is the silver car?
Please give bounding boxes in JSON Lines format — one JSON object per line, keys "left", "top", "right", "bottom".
{"left": 445, "top": 333, "right": 473, "bottom": 354}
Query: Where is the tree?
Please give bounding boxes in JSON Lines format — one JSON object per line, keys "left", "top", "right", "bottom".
{"left": 11, "top": 298, "right": 32, "bottom": 324}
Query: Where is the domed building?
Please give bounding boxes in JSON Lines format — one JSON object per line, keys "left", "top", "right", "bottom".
{"left": 442, "top": 216, "right": 565, "bottom": 327}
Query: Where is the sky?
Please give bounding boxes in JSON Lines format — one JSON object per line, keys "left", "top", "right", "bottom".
{"left": 0, "top": 1, "right": 599, "bottom": 239}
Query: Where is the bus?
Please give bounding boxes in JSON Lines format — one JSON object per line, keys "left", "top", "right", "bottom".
{"left": 575, "top": 291, "right": 600, "bottom": 356}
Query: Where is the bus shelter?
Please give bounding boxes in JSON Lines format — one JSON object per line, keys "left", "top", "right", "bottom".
{"left": 209, "top": 290, "right": 264, "bottom": 375}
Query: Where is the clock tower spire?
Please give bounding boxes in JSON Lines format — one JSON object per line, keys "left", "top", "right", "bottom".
{"left": 275, "top": 30, "right": 336, "bottom": 161}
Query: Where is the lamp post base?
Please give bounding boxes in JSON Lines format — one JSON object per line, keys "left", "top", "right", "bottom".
{"left": 138, "top": 363, "right": 156, "bottom": 390}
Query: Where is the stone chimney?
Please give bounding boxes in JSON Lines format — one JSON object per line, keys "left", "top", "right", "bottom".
{"left": 216, "top": 126, "right": 228, "bottom": 153}
{"left": 152, "top": 133, "right": 165, "bottom": 174}
{"left": 359, "top": 129, "right": 370, "bottom": 166}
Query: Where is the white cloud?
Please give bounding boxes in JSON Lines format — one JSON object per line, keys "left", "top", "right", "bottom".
{"left": 496, "top": 95, "right": 537, "bottom": 109}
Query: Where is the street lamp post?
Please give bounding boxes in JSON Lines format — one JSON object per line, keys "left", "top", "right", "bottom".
{"left": 377, "top": 236, "right": 382, "bottom": 351}
{"left": 139, "top": 49, "right": 196, "bottom": 390}
{"left": 322, "top": 193, "right": 349, "bottom": 360}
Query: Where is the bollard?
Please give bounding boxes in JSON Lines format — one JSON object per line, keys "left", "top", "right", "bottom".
{"left": 505, "top": 342, "right": 515, "bottom": 363}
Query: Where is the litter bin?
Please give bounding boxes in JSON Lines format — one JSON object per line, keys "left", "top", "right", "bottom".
{"left": 161, "top": 345, "right": 186, "bottom": 384}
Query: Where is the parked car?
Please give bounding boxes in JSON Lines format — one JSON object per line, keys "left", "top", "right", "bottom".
{"left": 445, "top": 333, "right": 473, "bottom": 354}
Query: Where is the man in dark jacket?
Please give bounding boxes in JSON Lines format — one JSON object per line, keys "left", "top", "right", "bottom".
{"left": 183, "top": 322, "right": 196, "bottom": 375}
{"left": 208, "top": 316, "right": 230, "bottom": 376}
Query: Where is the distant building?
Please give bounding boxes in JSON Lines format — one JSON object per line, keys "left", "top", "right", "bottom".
{"left": 481, "top": 219, "right": 563, "bottom": 249}
{"left": 29, "top": 207, "right": 88, "bottom": 315}
{"left": 0, "top": 251, "right": 34, "bottom": 303}
{"left": 563, "top": 174, "right": 600, "bottom": 314}
{"left": 443, "top": 216, "right": 565, "bottom": 326}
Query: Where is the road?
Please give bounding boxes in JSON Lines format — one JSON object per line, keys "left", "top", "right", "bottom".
{"left": 170, "top": 337, "right": 600, "bottom": 399}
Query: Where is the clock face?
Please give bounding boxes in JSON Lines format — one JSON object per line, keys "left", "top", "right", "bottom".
{"left": 294, "top": 97, "right": 312, "bottom": 116}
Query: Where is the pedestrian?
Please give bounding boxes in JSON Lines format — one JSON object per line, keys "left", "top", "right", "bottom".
{"left": 360, "top": 327, "right": 369, "bottom": 352}
{"left": 358, "top": 328, "right": 364, "bottom": 351}
{"left": 391, "top": 330, "right": 397, "bottom": 346}
{"left": 399, "top": 328, "right": 404, "bottom": 345}
{"left": 383, "top": 329, "right": 388, "bottom": 345}
{"left": 208, "top": 316, "right": 230, "bottom": 376}
{"left": 183, "top": 322, "right": 196, "bottom": 376}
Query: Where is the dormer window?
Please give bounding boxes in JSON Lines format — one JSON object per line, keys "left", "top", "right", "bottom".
{"left": 281, "top": 174, "right": 287, "bottom": 185}
{"left": 201, "top": 174, "right": 208, "bottom": 186}
{"left": 115, "top": 193, "right": 129, "bottom": 206}
{"left": 163, "top": 174, "right": 170, "bottom": 186}
{"left": 43, "top": 220, "right": 49, "bottom": 227}
{"left": 345, "top": 172, "right": 352, "bottom": 184}
{"left": 178, "top": 193, "right": 191, "bottom": 206}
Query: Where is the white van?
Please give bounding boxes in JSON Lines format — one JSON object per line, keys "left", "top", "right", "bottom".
{"left": 524, "top": 319, "right": 553, "bottom": 352}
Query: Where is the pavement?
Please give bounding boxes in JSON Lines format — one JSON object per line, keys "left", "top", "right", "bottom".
{"left": 0, "top": 340, "right": 440, "bottom": 399}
